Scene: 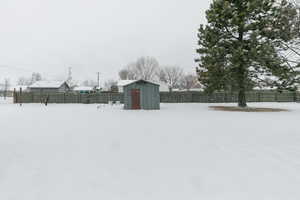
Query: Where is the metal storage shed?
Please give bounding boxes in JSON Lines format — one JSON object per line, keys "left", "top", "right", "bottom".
{"left": 123, "top": 80, "right": 160, "bottom": 110}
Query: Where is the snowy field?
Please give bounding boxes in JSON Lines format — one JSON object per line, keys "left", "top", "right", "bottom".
{"left": 1, "top": 98, "right": 300, "bottom": 200}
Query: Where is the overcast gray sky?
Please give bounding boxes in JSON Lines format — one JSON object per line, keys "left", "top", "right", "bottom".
{"left": 0, "top": 0, "right": 212, "bottom": 84}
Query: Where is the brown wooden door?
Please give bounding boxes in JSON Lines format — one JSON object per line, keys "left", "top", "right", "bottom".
{"left": 131, "top": 89, "right": 141, "bottom": 109}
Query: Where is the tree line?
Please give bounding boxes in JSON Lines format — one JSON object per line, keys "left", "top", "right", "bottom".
{"left": 118, "top": 56, "right": 199, "bottom": 92}
{"left": 17, "top": 73, "right": 42, "bottom": 86}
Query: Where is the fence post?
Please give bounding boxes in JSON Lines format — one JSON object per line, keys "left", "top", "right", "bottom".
{"left": 191, "top": 92, "right": 195, "bottom": 103}
{"left": 13, "top": 88, "right": 16, "bottom": 104}
{"left": 19, "top": 87, "right": 22, "bottom": 106}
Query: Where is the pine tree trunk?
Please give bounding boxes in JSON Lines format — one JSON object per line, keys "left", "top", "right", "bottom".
{"left": 237, "top": 22, "right": 247, "bottom": 108}
{"left": 237, "top": 72, "right": 247, "bottom": 107}
{"left": 237, "top": 63, "right": 247, "bottom": 107}
{"left": 238, "top": 89, "right": 247, "bottom": 107}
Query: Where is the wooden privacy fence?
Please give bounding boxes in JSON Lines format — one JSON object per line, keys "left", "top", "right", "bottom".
{"left": 13, "top": 91, "right": 300, "bottom": 104}
{"left": 13, "top": 92, "right": 124, "bottom": 104}
{"left": 160, "top": 91, "right": 300, "bottom": 103}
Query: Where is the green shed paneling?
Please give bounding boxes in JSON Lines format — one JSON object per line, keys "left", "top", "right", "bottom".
{"left": 123, "top": 80, "right": 160, "bottom": 110}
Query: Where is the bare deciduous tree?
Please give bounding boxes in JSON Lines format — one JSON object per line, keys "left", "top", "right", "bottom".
{"left": 119, "top": 57, "right": 159, "bottom": 81}
{"left": 119, "top": 69, "right": 130, "bottom": 80}
{"left": 17, "top": 72, "right": 43, "bottom": 86}
{"left": 119, "top": 62, "right": 137, "bottom": 80}
{"left": 17, "top": 77, "right": 29, "bottom": 85}
{"left": 134, "top": 57, "right": 159, "bottom": 81}
{"left": 82, "top": 80, "right": 98, "bottom": 87}
{"left": 180, "top": 74, "right": 198, "bottom": 91}
{"left": 30, "top": 73, "right": 42, "bottom": 85}
{"left": 157, "top": 66, "right": 183, "bottom": 92}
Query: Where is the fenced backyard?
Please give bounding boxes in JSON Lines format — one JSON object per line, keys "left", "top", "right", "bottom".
{"left": 13, "top": 90, "right": 300, "bottom": 104}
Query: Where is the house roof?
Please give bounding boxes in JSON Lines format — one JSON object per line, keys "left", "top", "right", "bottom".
{"left": 122, "top": 79, "right": 160, "bottom": 87}
{"left": 73, "top": 86, "right": 94, "bottom": 91}
{"left": 29, "top": 81, "right": 67, "bottom": 89}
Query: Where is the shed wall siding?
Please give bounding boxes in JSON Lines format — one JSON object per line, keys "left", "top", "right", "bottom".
{"left": 124, "top": 82, "right": 160, "bottom": 110}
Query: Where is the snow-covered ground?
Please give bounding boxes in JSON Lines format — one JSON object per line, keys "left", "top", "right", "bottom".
{"left": 0, "top": 99, "right": 300, "bottom": 200}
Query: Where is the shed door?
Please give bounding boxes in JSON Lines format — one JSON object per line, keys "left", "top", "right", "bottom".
{"left": 131, "top": 89, "right": 141, "bottom": 109}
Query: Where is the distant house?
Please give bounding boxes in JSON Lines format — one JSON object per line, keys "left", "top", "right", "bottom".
{"left": 73, "top": 86, "right": 94, "bottom": 94}
{"left": 28, "top": 81, "right": 70, "bottom": 93}
{"left": 0, "top": 85, "right": 28, "bottom": 97}
{"left": 11, "top": 85, "right": 29, "bottom": 92}
{"left": 9, "top": 85, "right": 29, "bottom": 96}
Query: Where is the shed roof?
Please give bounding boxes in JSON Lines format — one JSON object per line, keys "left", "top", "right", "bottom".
{"left": 123, "top": 79, "right": 160, "bottom": 87}
{"left": 29, "top": 81, "right": 67, "bottom": 89}
{"left": 117, "top": 80, "right": 136, "bottom": 87}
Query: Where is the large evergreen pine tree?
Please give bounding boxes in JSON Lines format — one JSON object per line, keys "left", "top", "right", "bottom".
{"left": 196, "top": 0, "right": 300, "bottom": 107}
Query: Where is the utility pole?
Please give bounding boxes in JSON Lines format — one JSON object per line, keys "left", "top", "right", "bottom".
{"left": 4, "top": 79, "right": 9, "bottom": 100}
{"left": 68, "top": 67, "right": 72, "bottom": 84}
{"left": 97, "top": 72, "right": 100, "bottom": 89}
